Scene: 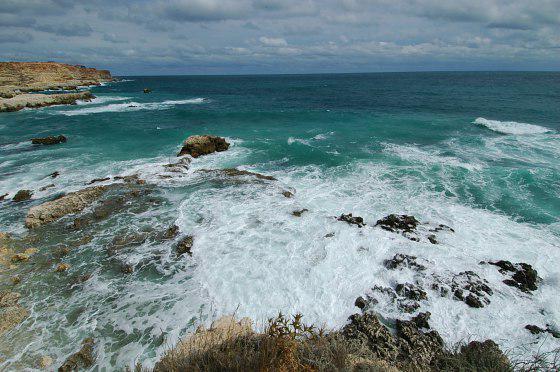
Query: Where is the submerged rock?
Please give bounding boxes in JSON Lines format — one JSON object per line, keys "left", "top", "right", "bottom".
{"left": 49, "top": 171, "right": 60, "bottom": 178}
{"left": 525, "top": 324, "right": 560, "bottom": 338}
{"left": 59, "top": 338, "right": 96, "bottom": 372}
{"left": 198, "top": 168, "right": 277, "bottom": 181}
{"left": 0, "top": 291, "right": 29, "bottom": 336}
{"left": 375, "top": 214, "right": 419, "bottom": 233}
{"left": 86, "top": 177, "right": 110, "bottom": 185}
{"left": 176, "top": 235, "right": 194, "bottom": 256}
{"left": 384, "top": 253, "right": 427, "bottom": 271}
{"left": 13, "top": 189, "right": 32, "bottom": 202}
{"left": 337, "top": 213, "right": 365, "bottom": 227}
{"left": 177, "top": 135, "right": 230, "bottom": 157}
{"left": 0, "top": 193, "right": 8, "bottom": 201}
{"left": 292, "top": 208, "right": 309, "bottom": 217}
{"left": 282, "top": 190, "right": 294, "bottom": 198}
{"left": 25, "top": 185, "right": 108, "bottom": 228}
{"left": 487, "top": 260, "right": 540, "bottom": 292}
{"left": 39, "top": 184, "right": 55, "bottom": 191}
{"left": 433, "top": 271, "right": 493, "bottom": 308}
{"left": 143, "top": 88, "right": 152, "bottom": 93}
{"left": 31, "top": 135, "right": 67, "bottom": 145}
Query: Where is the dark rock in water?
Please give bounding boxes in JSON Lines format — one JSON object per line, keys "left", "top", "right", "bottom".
{"left": 337, "top": 213, "right": 365, "bottom": 227}
{"left": 376, "top": 214, "right": 419, "bottom": 233}
{"left": 395, "top": 283, "right": 428, "bottom": 301}
{"left": 58, "top": 338, "right": 95, "bottom": 372}
{"left": 162, "top": 225, "right": 180, "bottom": 240}
{"left": 49, "top": 171, "right": 60, "bottom": 178}
{"left": 433, "top": 271, "right": 492, "bottom": 308}
{"left": 430, "top": 224, "right": 455, "bottom": 233}
{"left": 121, "top": 264, "right": 134, "bottom": 274}
{"left": 427, "top": 234, "right": 438, "bottom": 244}
{"left": 292, "top": 208, "right": 308, "bottom": 217}
{"left": 143, "top": 88, "right": 152, "bottom": 93}
{"left": 451, "top": 340, "right": 510, "bottom": 371}
{"left": 86, "top": 177, "right": 110, "bottom": 185}
{"left": 31, "top": 135, "right": 66, "bottom": 145}
{"left": 395, "top": 317, "right": 444, "bottom": 368}
{"left": 354, "top": 296, "right": 368, "bottom": 310}
{"left": 411, "top": 312, "right": 431, "bottom": 329}
{"left": 0, "top": 193, "right": 8, "bottom": 201}
{"left": 198, "top": 168, "right": 277, "bottom": 181}
{"left": 177, "top": 135, "right": 229, "bottom": 157}
{"left": 487, "top": 260, "right": 539, "bottom": 293}
{"left": 525, "top": 324, "right": 560, "bottom": 338}
{"left": 176, "top": 235, "right": 193, "bottom": 256}
{"left": 282, "top": 190, "right": 294, "bottom": 198}
{"left": 107, "top": 232, "right": 148, "bottom": 255}
{"left": 39, "top": 184, "right": 55, "bottom": 191}
{"left": 384, "top": 254, "right": 427, "bottom": 271}
{"left": 324, "top": 232, "right": 335, "bottom": 238}
{"left": 13, "top": 189, "right": 32, "bottom": 202}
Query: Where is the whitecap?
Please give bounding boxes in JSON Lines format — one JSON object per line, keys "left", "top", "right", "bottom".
{"left": 474, "top": 117, "right": 552, "bottom": 135}
{"left": 287, "top": 137, "right": 311, "bottom": 146}
{"left": 54, "top": 98, "right": 206, "bottom": 116}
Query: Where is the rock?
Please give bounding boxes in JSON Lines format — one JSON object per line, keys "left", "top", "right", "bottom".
{"left": 13, "top": 189, "right": 32, "bottom": 202}
{"left": 50, "top": 171, "right": 60, "bottom": 178}
{"left": 337, "top": 213, "right": 365, "bottom": 227}
{"left": 198, "top": 168, "right": 276, "bottom": 181}
{"left": 427, "top": 234, "right": 438, "bottom": 244}
{"left": 433, "top": 271, "right": 492, "bottom": 308}
{"left": 86, "top": 177, "right": 110, "bottom": 185}
{"left": 342, "top": 313, "right": 400, "bottom": 362}
{"left": 107, "top": 232, "right": 148, "bottom": 255}
{"left": 38, "top": 355, "right": 53, "bottom": 369}
{"left": 56, "top": 263, "right": 70, "bottom": 272}
{"left": 176, "top": 235, "right": 194, "bottom": 256}
{"left": 525, "top": 324, "right": 560, "bottom": 338}
{"left": 121, "top": 264, "right": 134, "bottom": 274}
{"left": 282, "top": 190, "right": 294, "bottom": 198}
{"left": 0, "top": 291, "right": 29, "bottom": 336}
{"left": 384, "top": 254, "right": 427, "bottom": 271}
{"left": 143, "top": 88, "right": 152, "bottom": 93}
{"left": 354, "top": 296, "right": 368, "bottom": 310}
{"left": 177, "top": 135, "right": 230, "bottom": 157}
{"left": 395, "top": 317, "right": 444, "bottom": 368}
{"left": 58, "top": 338, "right": 95, "bottom": 372}
{"left": 39, "top": 184, "right": 55, "bottom": 191}
{"left": 453, "top": 340, "right": 510, "bottom": 371}
{"left": 1, "top": 92, "right": 94, "bottom": 112}
{"left": 324, "top": 232, "right": 335, "bottom": 238}
{"left": 411, "top": 312, "right": 431, "bottom": 329}
{"left": 31, "top": 135, "right": 67, "bottom": 145}
{"left": 162, "top": 225, "right": 180, "bottom": 240}
{"left": 25, "top": 185, "right": 108, "bottom": 228}
{"left": 292, "top": 208, "right": 308, "bottom": 217}
{"left": 395, "top": 283, "right": 427, "bottom": 301}
{"left": 163, "top": 157, "right": 190, "bottom": 173}
{"left": 0, "top": 193, "right": 8, "bottom": 201}
{"left": 376, "top": 214, "right": 419, "bottom": 233}
{"left": 487, "top": 260, "right": 540, "bottom": 293}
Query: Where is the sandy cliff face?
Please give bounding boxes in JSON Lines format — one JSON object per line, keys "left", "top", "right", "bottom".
{"left": 0, "top": 62, "right": 112, "bottom": 97}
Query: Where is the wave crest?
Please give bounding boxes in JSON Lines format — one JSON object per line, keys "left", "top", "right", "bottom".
{"left": 55, "top": 98, "right": 205, "bottom": 116}
{"left": 474, "top": 117, "right": 551, "bottom": 135}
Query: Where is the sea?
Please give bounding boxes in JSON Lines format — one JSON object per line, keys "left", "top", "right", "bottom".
{"left": 1, "top": 72, "right": 559, "bottom": 369}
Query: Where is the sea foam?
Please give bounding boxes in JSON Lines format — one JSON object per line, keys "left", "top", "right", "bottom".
{"left": 55, "top": 98, "right": 205, "bottom": 116}
{"left": 474, "top": 117, "right": 552, "bottom": 135}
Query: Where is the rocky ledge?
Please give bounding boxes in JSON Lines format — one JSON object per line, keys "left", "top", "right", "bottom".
{"left": 0, "top": 91, "right": 94, "bottom": 112}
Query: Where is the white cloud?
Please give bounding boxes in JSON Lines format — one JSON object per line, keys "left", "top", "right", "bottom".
{"left": 259, "top": 36, "right": 288, "bottom": 46}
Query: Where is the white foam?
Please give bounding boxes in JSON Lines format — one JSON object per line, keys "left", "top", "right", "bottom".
{"left": 287, "top": 137, "right": 311, "bottom": 146}
{"left": 76, "top": 95, "right": 131, "bottom": 105}
{"left": 54, "top": 98, "right": 205, "bottom": 116}
{"left": 474, "top": 117, "right": 552, "bottom": 135}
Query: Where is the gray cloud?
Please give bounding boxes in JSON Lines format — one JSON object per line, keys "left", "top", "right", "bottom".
{"left": 36, "top": 23, "right": 93, "bottom": 37}
{"left": 0, "top": 32, "right": 33, "bottom": 44}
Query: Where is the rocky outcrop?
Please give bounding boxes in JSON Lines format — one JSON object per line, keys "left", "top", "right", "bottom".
{"left": 375, "top": 214, "right": 454, "bottom": 244}
{"left": 337, "top": 213, "right": 365, "bottom": 227}
{"left": 0, "top": 91, "right": 94, "bottom": 112}
{"left": 58, "top": 338, "right": 96, "bottom": 371}
{"left": 525, "top": 324, "right": 560, "bottom": 338}
{"left": 178, "top": 135, "right": 230, "bottom": 157}
{"left": 486, "top": 260, "right": 540, "bottom": 293}
{"left": 0, "top": 62, "right": 112, "bottom": 96}
{"left": 176, "top": 235, "right": 194, "bottom": 256}
{"left": 25, "top": 185, "right": 108, "bottom": 228}
{"left": 12, "top": 189, "right": 32, "bottom": 202}
{"left": 198, "top": 168, "right": 277, "bottom": 182}
{"left": 31, "top": 135, "right": 67, "bottom": 145}
{"left": 0, "top": 291, "right": 29, "bottom": 336}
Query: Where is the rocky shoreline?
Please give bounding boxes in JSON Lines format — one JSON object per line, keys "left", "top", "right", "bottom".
{"left": 0, "top": 62, "right": 112, "bottom": 112}
{"left": 0, "top": 134, "right": 557, "bottom": 370}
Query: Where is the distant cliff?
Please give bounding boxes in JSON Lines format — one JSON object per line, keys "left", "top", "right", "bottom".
{"left": 0, "top": 62, "right": 113, "bottom": 98}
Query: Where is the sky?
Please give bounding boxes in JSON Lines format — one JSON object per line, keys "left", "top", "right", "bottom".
{"left": 1, "top": 0, "right": 559, "bottom": 75}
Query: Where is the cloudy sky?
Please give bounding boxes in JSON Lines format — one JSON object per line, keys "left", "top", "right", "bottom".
{"left": 1, "top": 0, "right": 559, "bottom": 75}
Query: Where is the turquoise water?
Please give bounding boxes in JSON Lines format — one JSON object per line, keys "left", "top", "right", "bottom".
{"left": 1, "top": 73, "right": 560, "bottom": 369}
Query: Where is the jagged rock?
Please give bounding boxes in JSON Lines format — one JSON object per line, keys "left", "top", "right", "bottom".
{"left": 39, "top": 184, "right": 55, "bottom": 191}
{"left": 427, "top": 234, "right": 438, "bottom": 244}
{"left": 433, "top": 271, "right": 492, "bottom": 308}
{"left": 292, "top": 208, "right": 308, "bottom": 217}
{"left": 13, "top": 189, "right": 32, "bottom": 202}
{"left": 31, "top": 135, "right": 66, "bottom": 145}
{"left": 176, "top": 235, "right": 194, "bottom": 256}
{"left": 411, "top": 312, "right": 431, "bottom": 329}
{"left": 121, "top": 264, "right": 134, "bottom": 274}
{"left": 453, "top": 340, "right": 510, "bottom": 371}
{"left": 162, "top": 225, "right": 180, "bottom": 240}
{"left": 375, "top": 214, "right": 419, "bottom": 233}
{"left": 325, "top": 232, "right": 335, "bottom": 238}
{"left": 49, "top": 171, "right": 60, "bottom": 178}
{"left": 143, "top": 88, "right": 152, "bottom": 93}
{"left": 342, "top": 313, "right": 400, "bottom": 362}
{"left": 525, "top": 324, "right": 560, "bottom": 338}
{"left": 0, "top": 291, "right": 29, "bottom": 336}
{"left": 395, "top": 317, "right": 444, "bottom": 368}
{"left": 198, "top": 168, "right": 276, "bottom": 181}
{"left": 282, "top": 190, "right": 294, "bottom": 198}
{"left": 58, "top": 338, "right": 95, "bottom": 372}
{"left": 384, "top": 254, "right": 427, "bottom": 271}
{"left": 25, "top": 185, "right": 108, "bottom": 228}
{"left": 396, "top": 283, "right": 427, "bottom": 301}
{"left": 0, "top": 193, "right": 8, "bottom": 201}
{"left": 429, "top": 224, "right": 455, "bottom": 233}
{"left": 337, "top": 213, "right": 365, "bottom": 227}
{"left": 177, "top": 135, "right": 230, "bottom": 157}
{"left": 86, "top": 177, "right": 110, "bottom": 185}
{"left": 487, "top": 260, "right": 540, "bottom": 293}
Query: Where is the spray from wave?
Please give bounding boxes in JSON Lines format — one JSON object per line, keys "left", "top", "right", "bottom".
{"left": 55, "top": 98, "right": 206, "bottom": 116}
{"left": 474, "top": 117, "right": 552, "bottom": 135}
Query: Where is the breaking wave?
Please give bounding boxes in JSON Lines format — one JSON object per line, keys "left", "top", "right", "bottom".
{"left": 55, "top": 98, "right": 206, "bottom": 116}
{"left": 474, "top": 117, "right": 552, "bottom": 135}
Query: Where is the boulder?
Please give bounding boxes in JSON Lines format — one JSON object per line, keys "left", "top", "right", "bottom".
{"left": 178, "top": 135, "right": 230, "bottom": 157}
{"left": 13, "top": 189, "right": 32, "bottom": 202}
{"left": 31, "top": 135, "right": 67, "bottom": 145}
{"left": 337, "top": 213, "right": 365, "bottom": 227}
{"left": 59, "top": 338, "right": 96, "bottom": 372}
{"left": 176, "top": 235, "right": 194, "bottom": 256}
{"left": 25, "top": 186, "right": 108, "bottom": 228}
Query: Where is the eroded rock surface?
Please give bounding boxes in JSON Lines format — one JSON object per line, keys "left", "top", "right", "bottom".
{"left": 58, "top": 338, "right": 96, "bottom": 372}
{"left": 0, "top": 291, "right": 29, "bottom": 336}
{"left": 177, "top": 135, "right": 230, "bottom": 157}
{"left": 487, "top": 260, "right": 540, "bottom": 293}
